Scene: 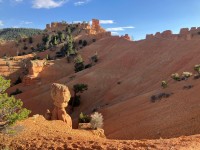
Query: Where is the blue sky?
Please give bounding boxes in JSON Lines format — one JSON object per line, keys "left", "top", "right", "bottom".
{"left": 0, "top": 0, "right": 200, "bottom": 40}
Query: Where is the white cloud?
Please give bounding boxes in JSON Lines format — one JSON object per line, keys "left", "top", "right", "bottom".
{"left": 106, "top": 26, "right": 135, "bottom": 32}
{"left": 99, "top": 20, "right": 115, "bottom": 24}
{"left": 0, "top": 20, "right": 4, "bottom": 26}
{"left": 111, "top": 32, "right": 119, "bottom": 35}
{"left": 32, "top": 0, "right": 67, "bottom": 9}
{"left": 21, "top": 21, "right": 33, "bottom": 25}
{"left": 74, "top": 0, "right": 90, "bottom": 6}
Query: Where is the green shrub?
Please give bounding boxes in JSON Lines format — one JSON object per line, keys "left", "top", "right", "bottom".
{"left": 91, "top": 54, "right": 98, "bottom": 63}
{"left": 74, "top": 54, "right": 83, "bottom": 64}
{"left": 79, "top": 112, "right": 91, "bottom": 123}
{"left": 194, "top": 64, "right": 200, "bottom": 74}
{"left": 74, "top": 55, "right": 85, "bottom": 72}
{"left": 0, "top": 76, "right": 30, "bottom": 128}
{"left": 29, "top": 37, "right": 33, "bottom": 44}
{"left": 75, "top": 62, "right": 85, "bottom": 72}
{"left": 70, "top": 84, "right": 88, "bottom": 111}
{"left": 82, "top": 40, "right": 87, "bottom": 47}
{"left": 85, "top": 63, "right": 92, "bottom": 69}
{"left": 171, "top": 73, "right": 181, "bottom": 81}
{"left": 161, "top": 81, "right": 168, "bottom": 88}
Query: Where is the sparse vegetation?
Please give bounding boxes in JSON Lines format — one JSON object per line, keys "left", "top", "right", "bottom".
{"left": 161, "top": 81, "right": 168, "bottom": 88}
{"left": 171, "top": 72, "right": 193, "bottom": 81}
{"left": 90, "top": 112, "right": 103, "bottom": 129}
{"left": 74, "top": 54, "right": 85, "bottom": 72}
{"left": 79, "top": 112, "right": 91, "bottom": 123}
{"left": 28, "top": 36, "right": 33, "bottom": 44}
{"left": 90, "top": 52, "right": 98, "bottom": 64}
{"left": 82, "top": 40, "right": 87, "bottom": 47}
{"left": 69, "top": 83, "right": 88, "bottom": 111}
{"left": 150, "top": 93, "right": 173, "bottom": 103}
{"left": 194, "top": 74, "right": 200, "bottom": 80}
{"left": 85, "top": 63, "right": 92, "bottom": 69}
{"left": 171, "top": 73, "right": 181, "bottom": 81}
{"left": 194, "top": 65, "right": 200, "bottom": 73}
{"left": 182, "top": 72, "right": 193, "bottom": 78}
{"left": 183, "top": 85, "right": 194, "bottom": 90}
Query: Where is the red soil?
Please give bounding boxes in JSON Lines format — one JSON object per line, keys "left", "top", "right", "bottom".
{"left": 1, "top": 35, "right": 200, "bottom": 148}
{"left": 1, "top": 116, "right": 200, "bottom": 150}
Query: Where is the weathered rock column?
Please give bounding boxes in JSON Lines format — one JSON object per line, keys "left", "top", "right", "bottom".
{"left": 50, "top": 83, "right": 72, "bottom": 128}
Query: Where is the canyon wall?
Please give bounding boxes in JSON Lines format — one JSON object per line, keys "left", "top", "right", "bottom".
{"left": 146, "top": 27, "right": 200, "bottom": 40}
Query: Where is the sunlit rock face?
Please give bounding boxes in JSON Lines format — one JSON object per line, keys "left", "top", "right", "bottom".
{"left": 50, "top": 83, "right": 72, "bottom": 128}
{"left": 23, "top": 60, "right": 45, "bottom": 86}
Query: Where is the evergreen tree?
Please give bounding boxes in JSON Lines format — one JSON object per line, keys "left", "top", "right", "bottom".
{"left": 74, "top": 54, "right": 83, "bottom": 64}
{"left": 69, "top": 83, "right": 88, "bottom": 111}
{"left": 28, "top": 36, "right": 33, "bottom": 44}
{"left": 67, "top": 28, "right": 75, "bottom": 56}
{"left": 53, "top": 36, "right": 58, "bottom": 45}
{"left": 58, "top": 31, "right": 65, "bottom": 42}
{"left": 0, "top": 76, "right": 31, "bottom": 128}
{"left": 74, "top": 55, "right": 85, "bottom": 72}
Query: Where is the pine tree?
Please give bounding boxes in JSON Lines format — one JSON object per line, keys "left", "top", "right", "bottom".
{"left": 74, "top": 54, "right": 83, "bottom": 64}
{"left": 53, "top": 36, "right": 58, "bottom": 45}
{"left": 67, "top": 28, "right": 75, "bottom": 56}
{"left": 58, "top": 31, "right": 65, "bottom": 42}
{"left": 0, "top": 76, "right": 31, "bottom": 128}
{"left": 70, "top": 84, "right": 88, "bottom": 111}
{"left": 74, "top": 55, "right": 84, "bottom": 72}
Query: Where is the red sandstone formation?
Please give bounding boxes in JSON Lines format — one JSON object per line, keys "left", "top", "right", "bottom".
{"left": 23, "top": 60, "right": 46, "bottom": 86}
{"left": 45, "top": 19, "right": 111, "bottom": 36}
{"left": 122, "top": 34, "right": 131, "bottom": 40}
{"left": 49, "top": 83, "right": 72, "bottom": 128}
{"left": 146, "top": 27, "right": 200, "bottom": 40}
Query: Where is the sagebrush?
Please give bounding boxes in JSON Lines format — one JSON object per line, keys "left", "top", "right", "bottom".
{"left": 90, "top": 112, "right": 103, "bottom": 129}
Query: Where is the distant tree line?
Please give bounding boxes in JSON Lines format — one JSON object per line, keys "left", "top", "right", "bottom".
{"left": 0, "top": 28, "right": 43, "bottom": 41}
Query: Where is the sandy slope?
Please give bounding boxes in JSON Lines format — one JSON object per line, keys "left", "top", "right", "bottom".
{"left": 1, "top": 116, "right": 200, "bottom": 150}
{"left": 2, "top": 36, "right": 200, "bottom": 141}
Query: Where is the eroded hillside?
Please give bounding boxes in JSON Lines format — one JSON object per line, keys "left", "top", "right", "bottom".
{"left": 1, "top": 21, "right": 200, "bottom": 145}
